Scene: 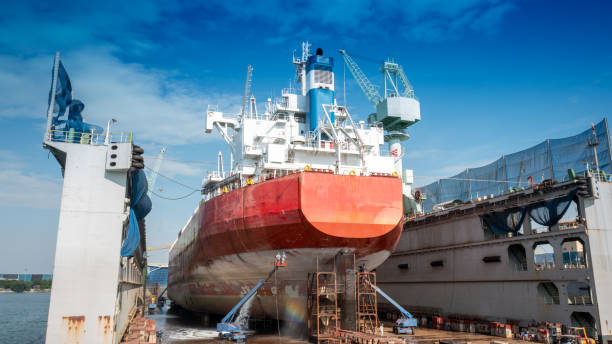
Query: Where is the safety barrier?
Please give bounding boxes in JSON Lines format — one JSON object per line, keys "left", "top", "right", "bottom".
{"left": 46, "top": 129, "right": 132, "bottom": 145}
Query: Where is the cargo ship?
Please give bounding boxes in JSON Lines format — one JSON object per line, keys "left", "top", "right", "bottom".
{"left": 168, "top": 42, "right": 421, "bottom": 322}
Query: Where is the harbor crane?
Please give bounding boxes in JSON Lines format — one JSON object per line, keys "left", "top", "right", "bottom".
{"left": 338, "top": 50, "right": 420, "bottom": 162}
{"left": 339, "top": 49, "right": 422, "bottom": 214}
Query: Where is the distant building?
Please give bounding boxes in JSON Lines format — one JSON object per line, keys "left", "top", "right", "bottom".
{"left": 0, "top": 274, "right": 52, "bottom": 281}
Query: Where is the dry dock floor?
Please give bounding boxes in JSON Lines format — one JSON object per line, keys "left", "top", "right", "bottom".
{"left": 166, "top": 322, "right": 532, "bottom": 344}
{"left": 151, "top": 307, "right": 532, "bottom": 344}
{"left": 385, "top": 324, "right": 528, "bottom": 344}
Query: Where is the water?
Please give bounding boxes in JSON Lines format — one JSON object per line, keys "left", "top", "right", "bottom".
{"left": 235, "top": 294, "right": 254, "bottom": 330}
{"left": 149, "top": 303, "right": 306, "bottom": 344}
{"left": 147, "top": 305, "right": 220, "bottom": 343}
{"left": 0, "top": 293, "right": 306, "bottom": 344}
{"left": 0, "top": 292, "right": 50, "bottom": 344}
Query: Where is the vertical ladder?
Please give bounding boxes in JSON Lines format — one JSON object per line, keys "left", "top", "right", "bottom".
{"left": 356, "top": 272, "right": 378, "bottom": 334}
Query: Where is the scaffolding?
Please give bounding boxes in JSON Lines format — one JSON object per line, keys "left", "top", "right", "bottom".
{"left": 356, "top": 272, "right": 378, "bottom": 334}
{"left": 308, "top": 271, "right": 341, "bottom": 343}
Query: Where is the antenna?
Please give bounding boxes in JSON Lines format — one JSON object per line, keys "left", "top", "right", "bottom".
{"left": 588, "top": 123, "right": 600, "bottom": 180}
{"left": 343, "top": 62, "right": 347, "bottom": 107}
{"left": 241, "top": 65, "right": 253, "bottom": 118}
{"left": 217, "top": 151, "right": 224, "bottom": 178}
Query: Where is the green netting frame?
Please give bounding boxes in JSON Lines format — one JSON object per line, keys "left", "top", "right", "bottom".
{"left": 419, "top": 119, "right": 612, "bottom": 211}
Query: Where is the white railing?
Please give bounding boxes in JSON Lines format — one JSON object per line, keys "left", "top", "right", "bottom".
{"left": 46, "top": 129, "right": 132, "bottom": 145}
{"left": 540, "top": 296, "right": 558, "bottom": 305}
{"left": 281, "top": 87, "right": 298, "bottom": 95}
{"left": 535, "top": 262, "right": 555, "bottom": 271}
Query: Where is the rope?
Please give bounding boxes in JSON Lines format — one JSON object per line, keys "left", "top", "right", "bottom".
{"left": 274, "top": 268, "right": 281, "bottom": 340}
{"left": 143, "top": 155, "right": 216, "bottom": 165}
{"left": 151, "top": 189, "right": 200, "bottom": 200}
{"left": 144, "top": 166, "right": 200, "bottom": 191}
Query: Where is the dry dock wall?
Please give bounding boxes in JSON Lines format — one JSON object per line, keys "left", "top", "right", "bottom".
{"left": 583, "top": 182, "right": 612, "bottom": 342}
{"left": 45, "top": 142, "right": 142, "bottom": 344}
{"left": 377, "top": 181, "right": 611, "bottom": 340}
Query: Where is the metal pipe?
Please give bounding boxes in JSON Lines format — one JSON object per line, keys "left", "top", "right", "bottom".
{"left": 45, "top": 52, "right": 61, "bottom": 143}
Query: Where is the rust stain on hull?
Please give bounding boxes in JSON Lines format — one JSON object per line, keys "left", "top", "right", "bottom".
{"left": 98, "top": 315, "right": 112, "bottom": 342}
{"left": 61, "top": 315, "right": 85, "bottom": 343}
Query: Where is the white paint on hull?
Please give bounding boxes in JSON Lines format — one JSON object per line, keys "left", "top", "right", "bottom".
{"left": 169, "top": 247, "right": 390, "bottom": 321}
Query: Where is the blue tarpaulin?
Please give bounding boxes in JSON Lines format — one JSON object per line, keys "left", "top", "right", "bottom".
{"left": 131, "top": 169, "right": 152, "bottom": 221}
{"left": 121, "top": 169, "right": 152, "bottom": 257}
{"left": 121, "top": 209, "right": 140, "bottom": 257}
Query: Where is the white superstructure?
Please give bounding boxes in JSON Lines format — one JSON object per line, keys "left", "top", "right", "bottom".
{"left": 203, "top": 43, "right": 415, "bottom": 202}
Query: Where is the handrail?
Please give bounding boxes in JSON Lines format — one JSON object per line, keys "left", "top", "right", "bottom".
{"left": 45, "top": 129, "right": 133, "bottom": 145}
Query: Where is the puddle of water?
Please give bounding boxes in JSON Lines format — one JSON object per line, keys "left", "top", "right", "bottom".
{"left": 167, "top": 328, "right": 219, "bottom": 340}
{"left": 148, "top": 302, "right": 308, "bottom": 344}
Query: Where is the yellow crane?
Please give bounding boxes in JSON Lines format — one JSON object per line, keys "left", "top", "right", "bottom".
{"left": 146, "top": 244, "right": 172, "bottom": 251}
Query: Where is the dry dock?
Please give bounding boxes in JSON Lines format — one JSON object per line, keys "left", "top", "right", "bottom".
{"left": 150, "top": 308, "right": 536, "bottom": 344}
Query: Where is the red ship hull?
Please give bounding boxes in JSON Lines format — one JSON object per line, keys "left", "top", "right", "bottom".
{"left": 168, "top": 172, "right": 403, "bottom": 322}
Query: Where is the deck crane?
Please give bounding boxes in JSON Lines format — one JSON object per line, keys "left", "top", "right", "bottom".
{"left": 338, "top": 50, "right": 422, "bottom": 215}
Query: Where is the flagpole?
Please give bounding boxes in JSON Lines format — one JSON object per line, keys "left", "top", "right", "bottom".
{"left": 44, "top": 51, "right": 61, "bottom": 144}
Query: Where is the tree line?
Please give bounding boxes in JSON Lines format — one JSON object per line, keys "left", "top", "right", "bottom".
{"left": 0, "top": 279, "right": 52, "bottom": 292}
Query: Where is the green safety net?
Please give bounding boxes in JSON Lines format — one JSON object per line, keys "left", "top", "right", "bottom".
{"left": 419, "top": 119, "right": 611, "bottom": 212}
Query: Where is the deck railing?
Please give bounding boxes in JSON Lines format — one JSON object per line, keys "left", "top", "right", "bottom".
{"left": 568, "top": 295, "right": 592, "bottom": 305}
{"left": 46, "top": 129, "right": 132, "bottom": 145}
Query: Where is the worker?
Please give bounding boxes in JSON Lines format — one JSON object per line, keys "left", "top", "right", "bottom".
{"left": 380, "top": 323, "right": 384, "bottom": 336}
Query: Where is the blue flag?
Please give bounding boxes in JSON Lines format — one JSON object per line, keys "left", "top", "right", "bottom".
{"left": 48, "top": 61, "right": 72, "bottom": 125}
{"left": 47, "top": 58, "right": 102, "bottom": 141}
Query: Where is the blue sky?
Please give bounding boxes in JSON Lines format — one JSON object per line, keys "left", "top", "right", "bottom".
{"left": 0, "top": 0, "right": 611, "bottom": 272}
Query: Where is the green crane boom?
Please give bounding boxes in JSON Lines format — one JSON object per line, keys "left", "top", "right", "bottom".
{"left": 338, "top": 49, "right": 381, "bottom": 106}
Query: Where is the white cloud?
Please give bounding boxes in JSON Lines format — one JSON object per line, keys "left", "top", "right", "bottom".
{"left": 402, "top": 0, "right": 516, "bottom": 41}
{"left": 0, "top": 55, "right": 51, "bottom": 118}
{"left": 209, "top": 0, "right": 516, "bottom": 42}
{"left": 0, "top": 149, "right": 61, "bottom": 209}
{"left": 151, "top": 158, "right": 204, "bottom": 178}
{"left": 0, "top": 48, "right": 242, "bottom": 146}
{"left": 404, "top": 148, "right": 441, "bottom": 159}
{"left": 0, "top": 170, "right": 61, "bottom": 210}
{"left": 0, "top": 150, "right": 27, "bottom": 170}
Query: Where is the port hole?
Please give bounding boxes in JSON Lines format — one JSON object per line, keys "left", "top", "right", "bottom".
{"left": 111, "top": 154, "right": 117, "bottom": 158}
{"left": 110, "top": 162, "right": 116, "bottom": 167}
{"left": 112, "top": 145, "right": 118, "bottom": 150}
{"left": 482, "top": 255, "right": 501, "bottom": 263}
{"left": 430, "top": 260, "right": 444, "bottom": 267}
